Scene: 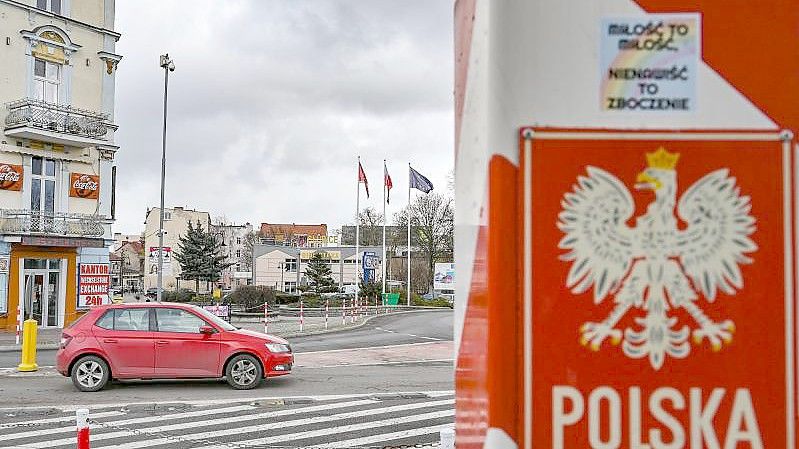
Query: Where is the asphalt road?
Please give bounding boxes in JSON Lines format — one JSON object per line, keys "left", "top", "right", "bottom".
{"left": 0, "top": 309, "right": 453, "bottom": 368}
{"left": 0, "top": 310, "right": 455, "bottom": 448}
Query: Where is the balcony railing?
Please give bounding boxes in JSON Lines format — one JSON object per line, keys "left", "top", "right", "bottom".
{"left": 4, "top": 98, "right": 113, "bottom": 141}
{"left": 0, "top": 209, "right": 105, "bottom": 237}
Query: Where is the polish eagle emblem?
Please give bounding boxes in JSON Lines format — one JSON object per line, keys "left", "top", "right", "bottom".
{"left": 558, "top": 148, "right": 757, "bottom": 369}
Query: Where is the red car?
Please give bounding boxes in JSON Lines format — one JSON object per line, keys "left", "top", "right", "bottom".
{"left": 56, "top": 303, "right": 293, "bottom": 391}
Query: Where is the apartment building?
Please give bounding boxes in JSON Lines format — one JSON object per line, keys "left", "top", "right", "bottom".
{"left": 211, "top": 221, "right": 253, "bottom": 290}
{"left": 142, "top": 206, "right": 210, "bottom": 291}
{"left": 0, "top": 0, "right": 121, "bottom": 330}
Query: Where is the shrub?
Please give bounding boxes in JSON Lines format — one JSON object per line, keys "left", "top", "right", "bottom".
{"left": 226, "top": 285, "right": 276, "bottom": 311}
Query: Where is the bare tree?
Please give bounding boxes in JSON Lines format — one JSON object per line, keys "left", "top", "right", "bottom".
{"left": 356, "top": 207, "right": 384, "bottom": 246}
{"left": 394, "top": 192, "right": 454, "bottom": 293}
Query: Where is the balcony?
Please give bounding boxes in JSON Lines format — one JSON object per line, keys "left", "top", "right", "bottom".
{"left": 4, "top": 98, "right": 116, "bottom": 147}
{"left": 0, "top": 209, "right": 106, "bottom": 238}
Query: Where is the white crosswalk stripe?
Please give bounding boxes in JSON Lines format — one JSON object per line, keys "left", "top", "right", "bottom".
{"left": 0, "top": 393, "right": 454, "bottom": 449}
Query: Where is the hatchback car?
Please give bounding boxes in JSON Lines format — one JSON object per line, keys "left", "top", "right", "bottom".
{"left": 56, "top": 303, "right": 293, "bottom": 391}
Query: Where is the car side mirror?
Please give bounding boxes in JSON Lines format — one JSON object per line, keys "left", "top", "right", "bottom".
{"left": 199, "top": 325, "right": 215, "bottom": 335}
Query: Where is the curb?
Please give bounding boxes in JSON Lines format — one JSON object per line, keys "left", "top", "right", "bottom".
{"left": 0, "top": 309, "right": 452, "bottom": 352}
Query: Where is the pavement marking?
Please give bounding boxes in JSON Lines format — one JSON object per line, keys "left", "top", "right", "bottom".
{"left": 1, "top": 404, "right": 255, "bottom": 443}
{"left": 248, "top": 409, "right": 455, "bottom": 447}
{"left": 203, "top": 409, "right": 456, "bottom": 449}
{"left": 313, "top": 358, "right": 454, "bottom": 368}
{"left": 18, "top": 400, "right": 379, "bottom": 448}
{"left": 296, "top": 340, "right": 450, "bottom": 355}
{"left": 320, "top": 424, "right": 453, "bottom": 448}
{"left": 1, "top": 410, "right": 125, "bottom": 427}
{"left": 107, "top": 399, "right": 454, "bottom": 449}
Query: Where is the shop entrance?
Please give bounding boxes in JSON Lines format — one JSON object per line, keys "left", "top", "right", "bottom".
{"left": 23, "top": 259, "right": 61, "bottom": 327}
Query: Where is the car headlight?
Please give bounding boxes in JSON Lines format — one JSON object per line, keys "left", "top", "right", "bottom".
{"left": 265, "top": 343, "right": 291, "bottom": 353}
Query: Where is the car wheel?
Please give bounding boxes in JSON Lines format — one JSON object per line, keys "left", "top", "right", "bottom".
{"left": 225, "top": 354, "right": 262, "bottom": 390}
{"left": 71, "top": 356, "right": 110, "bottom": 392}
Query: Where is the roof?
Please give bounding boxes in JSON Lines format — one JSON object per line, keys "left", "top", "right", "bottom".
{"left": 259, "top": 223, "right": 328, "bottom": 237}
{"left": 118, "top": 241, "right": 144, "bottom": 254}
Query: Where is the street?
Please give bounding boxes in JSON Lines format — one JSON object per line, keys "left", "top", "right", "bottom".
{"left": 0, "top": 310, "right": 454, "bottom": 448}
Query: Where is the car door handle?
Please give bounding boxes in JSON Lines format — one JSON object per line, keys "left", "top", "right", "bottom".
{"left": 155, "top": 341, "right": 169, "bottom": 345}
{"left": 103, "top": 339, "right": 118, "bottom": 343}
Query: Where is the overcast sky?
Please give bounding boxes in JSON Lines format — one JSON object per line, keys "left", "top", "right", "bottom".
{"left": 112, "top": 0, "right": 454, "bottom": 235}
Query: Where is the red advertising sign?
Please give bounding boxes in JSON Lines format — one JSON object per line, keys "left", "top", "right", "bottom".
{"left": 78, "top": 263, "right": 111, "bottom": 308}
{"left": 70, "top": 173, "right": 100, "bottom": 199}
{"left": 522, "top": 129, "right": 795, "bottom": 449}
{"left": 0, "top": 164, "right": 23, "bottom": 191}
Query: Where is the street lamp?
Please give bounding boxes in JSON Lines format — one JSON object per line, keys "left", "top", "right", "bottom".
{"left": 156, "top": 54, "right": 174, "bottom": 303}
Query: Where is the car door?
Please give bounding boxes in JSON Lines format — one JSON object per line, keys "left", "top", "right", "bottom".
{"left": 93, "top": 308, "right": 155, "bottom": 377}
{"left": 152, "top": 307, "right": 221, "bottom": 377}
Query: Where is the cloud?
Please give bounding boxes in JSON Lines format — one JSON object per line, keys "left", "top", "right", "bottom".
{"left": 112, "top": 0, "right": 453, "bottom": 234}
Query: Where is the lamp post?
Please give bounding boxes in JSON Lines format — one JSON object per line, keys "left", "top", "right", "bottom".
{"left": 156, "top": 54, "right": 175, "bottom": 303}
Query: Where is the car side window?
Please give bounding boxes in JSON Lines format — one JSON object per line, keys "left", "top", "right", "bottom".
{"left": 95, "top": 310, "right": 114, "bottom": 329}
{"left": 155, "top": 308, "right": 208, "bottom": 333}
{"left": 94, "top": 309, "right": 149, "bottom": 331}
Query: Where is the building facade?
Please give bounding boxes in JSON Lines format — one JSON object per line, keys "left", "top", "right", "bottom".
{"left": 111, "top": 240, "right": 142, "bottom": 293}
{"left": 258, "top": 223, "right": 328, "bottom": 248}
{"left": 143, "top": 206, "right": 210, "bottom": 292}
{"left": 253, "top": 245, "right": 382, "bottom": 294}
{"left": 211, "top": 221, "right": 253, "bottom": 290}
{"left": 0, "top": 0, "right": 121, "bottom": 330}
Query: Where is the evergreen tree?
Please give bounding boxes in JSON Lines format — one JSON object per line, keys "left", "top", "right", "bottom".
{"left": 300, "top": 252, "right": 338, "bottom": 295}
{"left": 174, "top": 221, "right": 233, "bottom": 293}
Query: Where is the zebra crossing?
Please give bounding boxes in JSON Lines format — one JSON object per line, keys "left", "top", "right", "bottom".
{"left": 0, "top": 391, "right": 454, "bottom": 448}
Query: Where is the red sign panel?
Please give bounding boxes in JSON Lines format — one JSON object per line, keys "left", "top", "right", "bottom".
{"left": 0, "top": 164, "right": 23, "bottom": 191}
{"left": 523, "top": 130, "right": 794, "bottom": 449}
{"left": 70, "top": 173, "right": 100, "bottom": 199}
{"left": 78, "top": 263, "right": 110, "bottom": 308}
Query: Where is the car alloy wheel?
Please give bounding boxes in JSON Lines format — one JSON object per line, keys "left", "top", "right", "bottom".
{"left": 226, "top": 354, "right": 262, "bottom": 390}
{"left": 71, "top": 356, "right": 110, "bottom": 392}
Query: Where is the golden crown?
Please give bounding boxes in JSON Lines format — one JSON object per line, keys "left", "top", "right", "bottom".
{"left": 645, "top": 147, "right": 680, "bottom": 170}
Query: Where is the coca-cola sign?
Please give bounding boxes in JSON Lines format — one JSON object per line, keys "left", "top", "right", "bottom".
{"left": 0, "top": 164, "right": 23, "bottom": 191}
{"left": 69, "top": 173, "right": 100, "bottom": 199}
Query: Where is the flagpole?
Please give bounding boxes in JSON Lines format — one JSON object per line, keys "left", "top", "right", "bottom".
{"left": 355, "top": 156, "right": 361, "bottom": 307}
{"left": 382, "top": 160, "right": 387, "bottom": 300}
{"left": 407, "top": 162, "right": 412, "bottom": 307}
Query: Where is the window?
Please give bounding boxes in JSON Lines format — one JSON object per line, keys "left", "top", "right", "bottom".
{"left": 284, "top": 258, "right": 297, "bottom": 272}
{"left": 95, "top": 308, "right": 150, "bottom": 331}
{"left": 30, "top": 156, "right": 56, "bottom": 213}
{"left": 33, "top": 58, "right": 60, "bottom": 103}
{"left": 155, "top": 308, "right": 208, "bottom": 333}
{"left": 163, "top": 211, "right": 172, "bottom": 220}
{"left": 236, "top": 237, "right": 241, "bottom": 245}
{"left": 236, "top": 264, "right": 242, "bottom": 271}
{"left": 236, "top": 250, "right": 241, "bottom": 258}
{"left": 284, "top": 281, "right": 297, "bottom": 294}
{"left": 36, "top": 0, "right": 61, "bottom": 14}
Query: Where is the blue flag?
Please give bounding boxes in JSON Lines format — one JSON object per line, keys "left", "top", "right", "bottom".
{"left": 409, "top": 166, "right": 433, "bottom": 193}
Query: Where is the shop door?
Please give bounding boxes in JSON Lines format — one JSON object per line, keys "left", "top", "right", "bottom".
{"left": 24, "top": 271, "right": 59, "bottom": 327}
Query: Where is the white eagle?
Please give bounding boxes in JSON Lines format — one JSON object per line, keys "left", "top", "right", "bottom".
{"left": 558, "top": 148, "right": 757, "bottom": 370}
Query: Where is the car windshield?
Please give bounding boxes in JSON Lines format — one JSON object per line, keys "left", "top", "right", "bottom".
{"left": 192, "top": 306, "right": 236, "bottom": 331}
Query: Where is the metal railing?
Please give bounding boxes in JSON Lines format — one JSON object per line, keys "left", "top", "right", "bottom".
{"left": 0, "top": 209, "right": 106, "bottom": 237}
{"left": 4, "top": 98, "right": 114, "bottom": 140}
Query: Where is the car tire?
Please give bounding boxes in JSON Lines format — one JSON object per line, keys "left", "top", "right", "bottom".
{"left": 71, "top": 356, "right": 110, "bottom": 392}
{"left": 225, "top": 354, "right": 263, "bottom": 390}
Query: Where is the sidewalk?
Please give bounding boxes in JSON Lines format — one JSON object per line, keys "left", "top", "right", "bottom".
{"left": 0, "top": 307, "right": 402, "bottom": 352}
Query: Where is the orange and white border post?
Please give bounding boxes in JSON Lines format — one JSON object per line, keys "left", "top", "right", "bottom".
{"left": 76, "top": 408, "right": 89, "bottom": 449}
{"left": 342, "top": 298, "right": 347, "bottom": 325}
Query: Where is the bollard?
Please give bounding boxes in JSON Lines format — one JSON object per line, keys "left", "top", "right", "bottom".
{"left": 76, "top": 408, "right": 90, "bottom": 449}
{"left": 299, "top": 300, "right": 304, "bottom": 332}
{"left": 14, "top": 305, "right": 21, "bottom": 345}
{"left": 439, "top": 427, "right": 455, "bottom": 449}
{"left": 325, "top": 299, "right": 329, "bottom": 330}
{"left": 17, "top": 319, "right": 38, "bottom": 372}
{"left": 342, "top": 298, "right": 347, "bottom": 325}
{"left": 264, "top": 302, "right": 269, "bottom": 334}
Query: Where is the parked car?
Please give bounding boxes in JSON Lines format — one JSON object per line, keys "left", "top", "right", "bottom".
{"left": 56, "top": 303, "right": 293, "bottom": 391}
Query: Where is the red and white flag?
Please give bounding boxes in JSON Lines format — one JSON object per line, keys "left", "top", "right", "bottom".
{"left": 384, "top": 162, "right": 393, "bottom": 204}
{"left": 358, "top": 161, "right": 370, "bottom": 198}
